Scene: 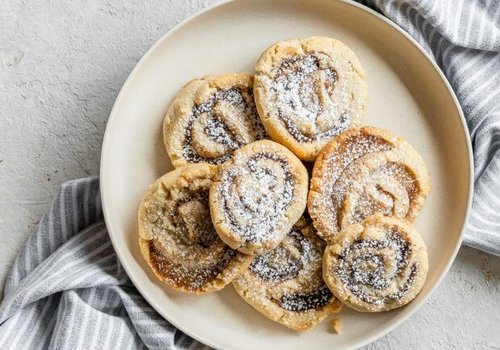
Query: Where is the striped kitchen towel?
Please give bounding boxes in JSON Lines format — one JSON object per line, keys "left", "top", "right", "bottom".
{"left": 0, "top": 178, "right": 202, "bottom": 350}
{"left": 0, "top": 1, "right": 498, "bottom": 349}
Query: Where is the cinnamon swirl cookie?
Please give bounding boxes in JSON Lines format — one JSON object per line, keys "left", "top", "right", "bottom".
{"left": 138, "top": 163, "right": 252, "bottom": 293}
{"left": 254, "top": 37, "right": 367, "bottom": 161}
{"left": 308, "top": 127, "right": 431, "bottom": 240}
{"left": 210, "top": 140, "right": 308, "bottom": 255}
{"left": 232, "top": 215, "right": 341, "bottom": 331}
{"left": 164, "top": 73, "right": 266, "bottom": 167}
{"left": 323, "top": 214, "right": 428, "bottom": 312}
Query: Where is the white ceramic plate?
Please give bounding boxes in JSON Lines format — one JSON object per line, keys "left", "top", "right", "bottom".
{"left": 100, "top": 0, "right": 473, "bottom": 349}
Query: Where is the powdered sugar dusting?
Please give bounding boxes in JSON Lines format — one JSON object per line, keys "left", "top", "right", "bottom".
{"left": 249, "top": 229, "right": 313, "bottom": 283}
{"left": 335, "top": 229, "right": 418, "bottom": 305}
{"left": 182, "top": 87, "right": 266, "bottom": 164}
{"left": 142, "top": 174, "right": 245, "bottom": 292}
{"left": 150, "top": 241, "right": 238, "bottom": 290}
{"left": 331, "top": 160, "right": 417, "bottom": 227}
{"left": 278, "top": 285, "right": 333, "bottom": 311}
{"left": 218, "top": 152, "right": 295, "bottom": 243}
{"left": 243, "top": 219, "right": 335, "bottom": 312}
{"left": 347, "top": 162, "right": 418, "bottom": 223}
{"left": 314, "top": 133, "right": 396, "bottom": 233}
{"left": 269, "top": 54, "right": 351, "bottom": 142}
{"left": 324, "top": 134, "right": 394, "bottom": 188}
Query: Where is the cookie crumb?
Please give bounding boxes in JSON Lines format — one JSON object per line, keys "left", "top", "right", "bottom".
{"left": 331, "top": 319, "right": 341, "bottom": 334}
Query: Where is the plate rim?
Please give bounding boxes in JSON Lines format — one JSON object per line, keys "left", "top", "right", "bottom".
{"left": 100, "top": 0, "right": 474, "bottom": 348}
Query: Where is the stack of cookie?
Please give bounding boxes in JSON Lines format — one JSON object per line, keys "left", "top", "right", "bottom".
{"left": 138, "top": 37, "right": 431, "bottom": 331}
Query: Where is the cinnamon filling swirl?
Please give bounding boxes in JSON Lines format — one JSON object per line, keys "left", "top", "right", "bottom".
{"left": 320, "top": 133, "right": 394, "bottom": 185}
{"left": 323, "top": 214, "right": 428, "bottom": 312}
{"left": 277, "top": 285, "right": 333, "bottom": 311}
{"left": 182, "top": 87, "right": 266, "bottom": 164}
{"left": 248, "top": 223, "right": 334, "bottom": 311}
{"left": 309, "top": 127, "right": 430, "bottom": 239}
{"left": 218, "top": 152, "right": 295, "bottom": 243}
{"left": 335, "top": 230, "right": 418, "bottom": 305}
{"left": 270, "top": 54, "right": 349, "bottom": 142}
{"left": 333, "top": 157, "right": 421, "bottom": 231}
{"left": 249, "top": 230, "right": 308, "bottom": 283}
{"left": 139, "top": 165, "right": 251, "bottom": 292}
{"left": 149, "top": 241, "right": 238, "bottom": 290}
{"left": 143, "top": 190, "right": 239, "bottom": 289}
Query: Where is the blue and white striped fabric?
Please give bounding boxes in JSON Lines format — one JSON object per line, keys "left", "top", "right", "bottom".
{"left": 0, "top": 1, "right": 499, "bottom": 349}
{"left": 0, "top": 179, "right": 202, "bottom": 349}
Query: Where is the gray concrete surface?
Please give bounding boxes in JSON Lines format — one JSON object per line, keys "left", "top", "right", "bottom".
{"left": 1, "top": 1, "right": 499, "bottom": 348}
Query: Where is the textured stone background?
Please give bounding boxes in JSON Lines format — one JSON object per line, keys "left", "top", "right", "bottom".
{"left": 1, "top": 1, "right": 499, "bottom": 348}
